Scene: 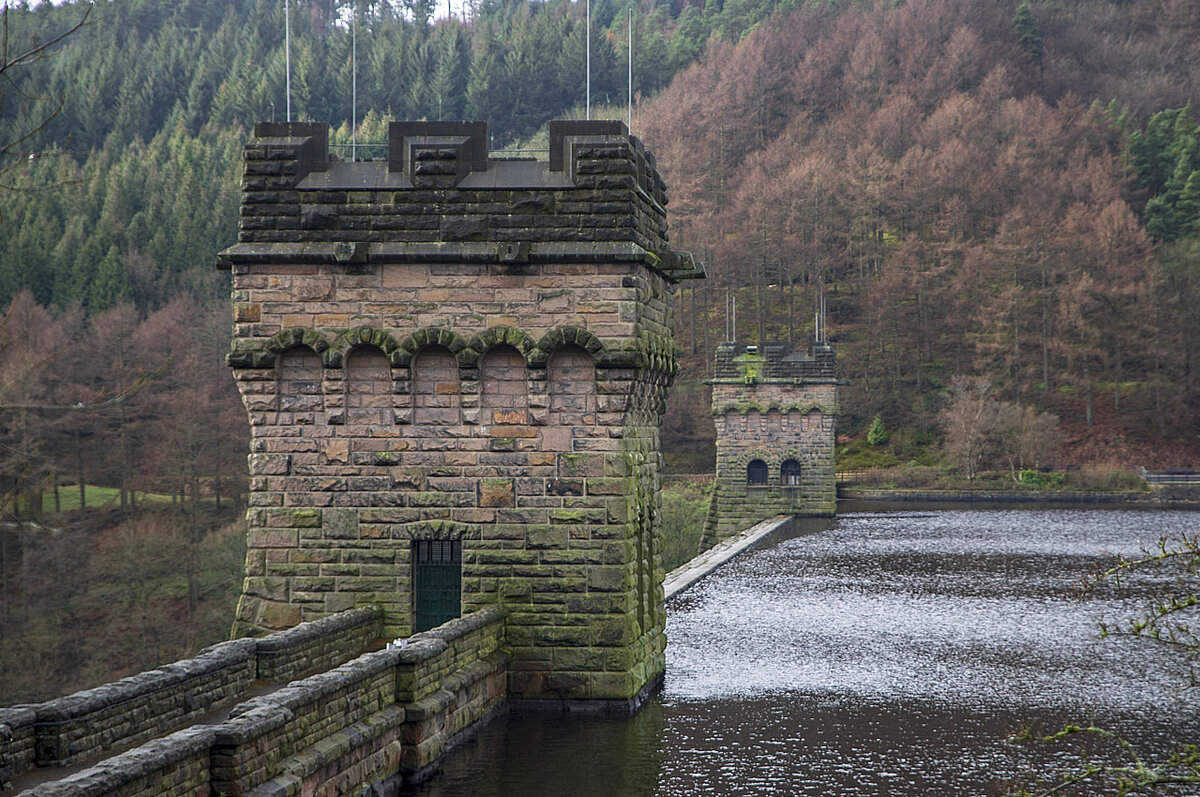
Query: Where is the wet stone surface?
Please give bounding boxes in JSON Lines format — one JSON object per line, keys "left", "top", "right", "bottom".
{"left": 409, "top": 508, "right": 1200, "bottom": 796}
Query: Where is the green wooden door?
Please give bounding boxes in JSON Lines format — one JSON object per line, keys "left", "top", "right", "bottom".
{"left": 413, "top": 539, "right": 462, "bottom": 632}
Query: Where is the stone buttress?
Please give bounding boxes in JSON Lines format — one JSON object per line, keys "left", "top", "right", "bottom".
{"left": 701, "top": 340, "right": 838, "bottom": 549}
{"left": 218, "top": 120, "right": 702, "bottom": 705}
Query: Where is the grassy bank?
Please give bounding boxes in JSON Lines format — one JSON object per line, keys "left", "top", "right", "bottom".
{"left": 660, "top": 476, "right": 713, "bottom": 572}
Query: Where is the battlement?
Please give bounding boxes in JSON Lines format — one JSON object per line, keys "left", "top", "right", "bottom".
{"left": 218, "top": 120, "right": 701, "bottom": 283}
{"left": 219, "top": 118, "right": 700, "bottom": 708}
{"left": 711, "top": 340, "right": 837, "bottom": 384}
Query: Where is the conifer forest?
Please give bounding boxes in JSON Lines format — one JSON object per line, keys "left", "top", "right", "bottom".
{"left": 2, "top": 0, "right": 1200, "bottom": 699}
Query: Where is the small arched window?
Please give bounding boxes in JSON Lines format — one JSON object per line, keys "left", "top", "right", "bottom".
{"left": 344, "top": 346, "right": 391, "bottom": 426}
{"left": 781, "top": 459, "right": 802, "bottom": 486}
{"left": 482, "top": 344, "right": 529, "bottom": 424}
{"left": 747, "top": 459, "right": 768, "bottom": 485}
{"left": 413, "top": 345, "right": 459, "bottom": 426}
{"left": 277, "top": 345, "right": 323, "bottom": 417}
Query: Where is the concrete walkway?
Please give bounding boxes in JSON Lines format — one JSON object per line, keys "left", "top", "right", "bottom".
{"left": 664, "top": 516, "right": 793, "bottom": 601}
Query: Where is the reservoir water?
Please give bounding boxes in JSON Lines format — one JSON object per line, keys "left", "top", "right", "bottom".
{"left": 409, "top": 507, "right": 1200, "bottom": 796}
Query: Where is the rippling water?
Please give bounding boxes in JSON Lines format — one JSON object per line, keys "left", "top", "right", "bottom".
{"left": 410, "top": 508, "right": 1200, "bottom": 796}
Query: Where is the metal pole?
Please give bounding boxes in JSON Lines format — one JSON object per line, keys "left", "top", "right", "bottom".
{"left": 285, "top": 0, "right": 291, "bottom": 122}
{"left": 627, "top": 8, "right": 633, "bottom": 131}
{"left": 352, "top": 12, "right": 357, "bottom": 161}
{"left": 586, "top": 0, "right": 591, "bottom": 120}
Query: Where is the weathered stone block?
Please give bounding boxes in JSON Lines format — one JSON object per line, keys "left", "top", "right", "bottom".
{"left": 478, "top": 478, "right": 515, "bottom": 508}
{"left": 323, "top": 508, "right": 360, "bottom": 539}
{"left": 526, "top": 526, "right": 568, "bottom": 549}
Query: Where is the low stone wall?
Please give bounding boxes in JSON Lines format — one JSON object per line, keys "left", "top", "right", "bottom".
{"left": 16, "top": 728, "right": 214, "bottom": 797}
{"left": 839, "top": 488, "right": 1161, "bottom": 504}
{"left": 252, "top": 605, "right": 384, "bottom": 683}
{"left": 2, "top": 606, "right": 383, "bottom": 789}
{"left": 12, "top": 606, "right": 508, "bottom": 797}
{"left": 0, "top": 709, "right": 35, "bottom": 789}
{"left": 29, "top": 639, "right": 256, "bottom": 770}
{"left": 394, "top": 609, "right": 508, "bottom": 775}
{"left": 237, "top": 605, "right": 508, "bottom": 795}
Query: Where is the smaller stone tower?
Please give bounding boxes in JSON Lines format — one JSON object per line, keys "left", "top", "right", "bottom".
{"left": 701, "top": 339, "right": 838, "bottom": 548}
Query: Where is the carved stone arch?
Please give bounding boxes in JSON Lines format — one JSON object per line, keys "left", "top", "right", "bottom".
{"left": 736, "top": 449, "right": 772, "bottom": 480}
{"left": 392, "top": 327, "right": 469, "bottom": 369}
{"left": 465, "top": 326, "right": 537, "bottom": 368}
{"left": 274, "top": 342, "right": 325, "bottom": 416}
{"left": 327, "top": 326, "right": 401, "bottom": 368}
{"left": 263, "top": 327, "right": 331, "bottom": 367}
{"left": 397, "top": 520, "right": 478, "bottom": 541}
{"left": 530, "top": 326, "right": 606, "bottom": 369}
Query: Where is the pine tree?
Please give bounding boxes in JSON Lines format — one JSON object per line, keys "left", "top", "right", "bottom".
{"left": 1012, "top": 0, "right": 1042, "bottom": 68}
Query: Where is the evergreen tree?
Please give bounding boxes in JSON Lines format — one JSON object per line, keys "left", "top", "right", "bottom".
{"left": 1012, "top": 0, "right": 1042, "bottom": 68}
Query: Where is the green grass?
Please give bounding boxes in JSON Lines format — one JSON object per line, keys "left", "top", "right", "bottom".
{"left": 31, "top": 484, "right": 174, "bottom": 515}
{"left": 835, "top": 436, "right": 903, "bottom": 470}
{"left": 660, "top": 479, "right": 712, "bottom": 571}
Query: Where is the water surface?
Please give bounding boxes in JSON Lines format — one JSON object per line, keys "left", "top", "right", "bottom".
{"left": 412, "top": 508, "right": 1200, "bottom": 796}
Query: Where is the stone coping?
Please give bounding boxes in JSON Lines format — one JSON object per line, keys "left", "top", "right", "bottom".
{"left": 664, "top": 516, "right": 793, "bottom": 601}
{"left": 837, "top": 489, "right": 1173, "bottom": 504}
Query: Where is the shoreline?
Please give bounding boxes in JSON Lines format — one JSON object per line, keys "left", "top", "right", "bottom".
{"left": 838, "top": 487, "right": 1200, "bottom": 509}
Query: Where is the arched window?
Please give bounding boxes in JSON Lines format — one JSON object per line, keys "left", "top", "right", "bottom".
{"left": 344, "top": 346, "right": 391, "bottom": 426}
{"left": 481, "top": 344, "right": 528, "bottom": 424}
{"left": 747, "top": 459, "right": 768, "bottom": 485}
{"left": 413, "top": 345, "right": 459, "bottom": 426}
{"left": 548, "top": 345, "right": 596, "bottom": 423}
{"left": 277, "top": 345, "right": 323, "bottom": 419}
{"left": 781, "top": 459, "right": 802, "bottom": 486}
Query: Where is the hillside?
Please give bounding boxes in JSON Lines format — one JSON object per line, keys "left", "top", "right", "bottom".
{"left": 638, "top": 0, "right": 1200, "bottom": 470}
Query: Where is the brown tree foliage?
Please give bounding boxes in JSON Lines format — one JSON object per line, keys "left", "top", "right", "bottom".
{"left": 640, "top": 0, "right": 1200, "bottom": 466}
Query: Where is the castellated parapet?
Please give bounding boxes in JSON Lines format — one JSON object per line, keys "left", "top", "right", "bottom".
{"left": 701, "top": 340, "right": 838, "bottom": 549}
{"left": 217, "top": 120, "right": 702, "bottom": 705}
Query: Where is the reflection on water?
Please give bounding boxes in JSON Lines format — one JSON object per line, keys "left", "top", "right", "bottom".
{"left": 411, "top": 508, "right": 1200, "bottom": 796}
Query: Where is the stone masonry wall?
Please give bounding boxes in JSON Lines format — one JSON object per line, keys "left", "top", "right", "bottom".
{"left": 702, "top": 342, "right": 838, "bottom": 548}
{"left": 16, "top": 607, "right": 508, "bottom": 797}
{"left": 220, "top": 120, "right": 700, "bottom": 704}
{"left": 1, "top": 607, "right": 381, "bottom": 790}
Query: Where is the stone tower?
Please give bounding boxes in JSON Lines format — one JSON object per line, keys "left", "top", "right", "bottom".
{"left": 218, "top": 120, "right": 701, "bottom": 705}
{"left": 701, "top": 340, "right": 838, "bottom": 548}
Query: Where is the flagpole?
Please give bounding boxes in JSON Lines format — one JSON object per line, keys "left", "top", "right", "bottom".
{"left": 586, "top": 0, "right": 591, "bottom": 120}
{"left": 627, "top": 8, "right": 633, "bottom": 131}
{"left": 352, "top": 12, "right": 357, "bottom": 161}
{"left": 285, "top": 0, "right": 292, "bottom": 122}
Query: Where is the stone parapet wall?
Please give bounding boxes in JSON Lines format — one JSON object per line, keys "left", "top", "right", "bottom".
{"left": 391, "top": 607, "right": 508, "bottom": 774}
{"left": 17, "top": 728, "right": 214, "bottom": 797}
{"left": 0, "top": 709, "right": 35, "bottom": 789}
{"left": 13, "top": 607, "right": 508, "bottom": 797}
{"left": 252, "top": 605, "right": 383, "bottom": 682}
{"left": 220, "top": 119, "right": 700, "bottom": 704}
{"left": 211, "top": 650, "right": 401, "bottom": 793}
{"left": 839, "top": 489, "right": 1161, "bottom": 504}
{"left": 1, "top": 608, "right": 382, "bottom": 789}
{"left": 27, "top": 639, "right": 256, "bottom": 770}
{"left": 228, "top": 120, "right": 669, "bottom": 255}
